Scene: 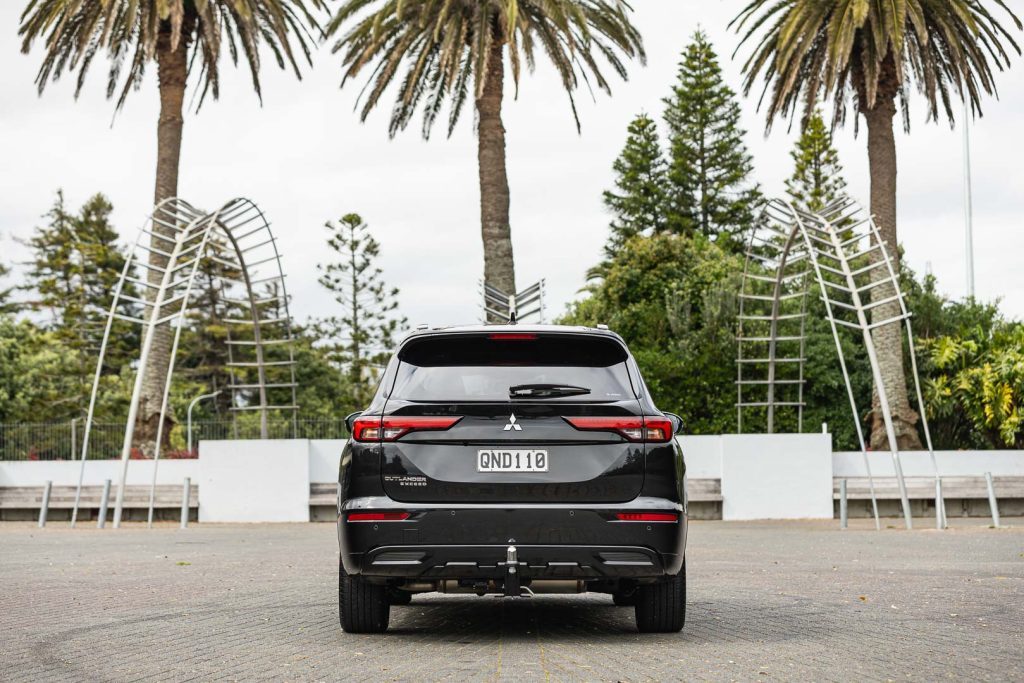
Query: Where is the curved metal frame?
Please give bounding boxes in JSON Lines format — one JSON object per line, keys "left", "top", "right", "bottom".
{"left": 71, "top": 198, "right": 298, "bottom": 528}
{"left": 737, "top": 212, "right": 810, "bottom": 433}
{"left": 738, "top": 198, "right": 945, "bottom": 531}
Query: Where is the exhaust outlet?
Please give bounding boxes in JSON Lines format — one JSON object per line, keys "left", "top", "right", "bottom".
{"left": 399, "top": 582, "right": 437, "bottom": 593}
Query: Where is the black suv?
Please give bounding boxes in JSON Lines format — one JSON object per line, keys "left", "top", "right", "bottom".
{"left": 337, "top": 325, "right": 687, "bottom": 633}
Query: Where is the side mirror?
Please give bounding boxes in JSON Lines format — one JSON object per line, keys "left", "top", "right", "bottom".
{"left": 345, "top": 411, "right": 363, "bottom": 435}
{"left": 663, "top": 412, "right": 683, "bottom": 436}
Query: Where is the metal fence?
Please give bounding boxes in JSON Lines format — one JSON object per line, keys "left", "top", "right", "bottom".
{"left": 0, "top": 419, "right": 349, "bottom": 461}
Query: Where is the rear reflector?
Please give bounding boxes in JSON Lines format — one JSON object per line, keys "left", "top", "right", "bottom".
{"left": 348, "top": 512, "right": 411, "bottom": 522}
{"left": 564, "top": 416, "right": 673, "bottom": 442}
{"left": 614, "top": 512, "right": 678, "bottom": 523}
{"left": 487, "top": 333, "right": 538, "bottom": 340}
{"left": 353, "top": 416, "right": 462, "bottom": 442}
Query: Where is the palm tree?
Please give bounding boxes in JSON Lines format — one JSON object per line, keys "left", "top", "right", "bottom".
{"left": 732, "top": 0, "right": 1021, "bottom": 450}
{"left": 19, "top": 0, "right": 322, "bottom": 448}
{"left": 327, "top": 0, "right": 644, "bottom": 310}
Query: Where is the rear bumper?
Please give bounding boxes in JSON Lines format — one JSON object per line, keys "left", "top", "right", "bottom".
{"left": 338, "top": 496, "right": 687, "bottom": 580}
{"left": 359, "top": 544, "right": 676, "bottom": 580}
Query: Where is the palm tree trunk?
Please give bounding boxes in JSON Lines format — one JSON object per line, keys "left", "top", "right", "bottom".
{"left": 863, "top": 94, "right": 922, "bottom": 451}
{"left": 138, "top": 27, "right": 189, "bottom": 452}
{"left": 476, "top": 40, "right": 516, "bottom": 320}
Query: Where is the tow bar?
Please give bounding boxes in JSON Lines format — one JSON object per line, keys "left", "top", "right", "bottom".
{"left": 501, "top": 545, "right": 529, "bottom": 597}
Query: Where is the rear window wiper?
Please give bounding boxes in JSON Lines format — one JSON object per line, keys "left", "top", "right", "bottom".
{"left": 509, "top": 383, "right": 591, "bottom": 399}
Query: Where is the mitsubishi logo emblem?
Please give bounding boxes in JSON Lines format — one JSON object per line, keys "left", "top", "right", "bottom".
{"left": 503, "top": 414, "right": 523, "bottom": 431}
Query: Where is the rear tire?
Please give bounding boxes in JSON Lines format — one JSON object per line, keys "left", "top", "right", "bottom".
{"left": 339, "top": 562, "right": 390, "bottom": 633}
{"left": 635, "top": 562, "right": 685, "bottom": 633}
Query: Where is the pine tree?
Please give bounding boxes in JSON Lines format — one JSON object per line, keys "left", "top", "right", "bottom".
{"left": 21, "top": 192, "right": 138, "bottom": 414}
{"left": 0, "top": 260, "right": 16, "bottom": 315}
{"left": 24, "top": 193, "right": 137, "bottom": 349}
{"left": 316, "top": 214, "right": 406, "bottom": 409}
{"left": 785, "top": 111, "right": 849, "bottom": 213}
{"left": 602, "top": 114, "right": 669, "bottom": 259}
{"left": 663, "top": 30, "right": 762, "bottom": 246}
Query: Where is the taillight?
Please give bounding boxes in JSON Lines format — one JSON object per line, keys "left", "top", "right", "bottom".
{"left": 564, "top": 416, "right": 672, "bottom": 442}
{"left": 347, "top": 511, "right": 411, "bottom": 522}
{"left": 352, "top": 416, "right": 462, "bottom": 442}
{"left": 614, "top": 512, "right": 678, "bottom": 523}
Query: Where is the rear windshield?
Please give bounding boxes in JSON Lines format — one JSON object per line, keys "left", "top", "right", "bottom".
{"left": 392, "top": 333, "right": 635, "bottom": 402}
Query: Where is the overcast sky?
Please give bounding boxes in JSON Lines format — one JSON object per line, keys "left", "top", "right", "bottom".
{"left": 2, "top": 1, "right": 1022, "bottom": 330}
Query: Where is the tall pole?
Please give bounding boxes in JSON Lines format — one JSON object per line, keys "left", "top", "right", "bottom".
{"left": 963, "top": 100, "right": 975, "bottom": 299}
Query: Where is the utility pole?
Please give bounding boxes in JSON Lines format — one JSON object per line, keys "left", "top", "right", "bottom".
{"left": 962, "top": 100, "right": 975, "bottom": 299}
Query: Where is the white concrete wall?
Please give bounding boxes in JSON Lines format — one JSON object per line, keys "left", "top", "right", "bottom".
{"left": 677, "top": 435, "right": 722, "bottom": 478}
{"left": 0, "top": 459, "right": 199, "bottom": 487}
{"left": 834, "top": 450, "right": 1024, "bottom": 477}
{"left": 720, "top": 434, "right": 834, "bottom": 521}
{"left": 309, "top": 440, "right": 345, "bottom": 483}
{"left": 5, "top": 440, "right": 1022, "bottom": 523}
{"left": 198, "top": 440, "right": 310, "bottom": 523}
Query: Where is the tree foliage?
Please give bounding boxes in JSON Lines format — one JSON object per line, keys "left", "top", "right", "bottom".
{"left": 171, "top": 239, "right": 246, "bottom": 420}
{"left": 0, "top": 261, "right": 15, "bottom": 315}
{"left": 21, "top": 192, "right": 139, "bottom": 414}
{"left": 563, "top": 232, "right": 742, "bottom": 434}
{"left": 663, "top": 30, "right": 762, "bottom": 246}
{"left": 786, "top": 111, "right": 849, "bottom": 213}
{"left": 0, "top": 317, "right": 71, "bottom": 422}
{"left": 316, "top": 214, "right": 407, "bottom": 409}
{"left": 601, "top": 113, "right": 668, "bottom": 261}
{"left": 921, "top": 327, "right": 1024, "bottom": 449}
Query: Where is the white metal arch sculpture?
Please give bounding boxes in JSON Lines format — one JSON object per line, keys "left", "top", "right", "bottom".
{"left": 71, "top": 198, "right": 298, "bottom": 528}
{"left": 738, "top": 198, "right": 945, "bottom": 531}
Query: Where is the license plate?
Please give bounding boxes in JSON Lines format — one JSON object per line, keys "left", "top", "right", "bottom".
{"left": 477, "top": 449, "right": 548, "bottom": 473}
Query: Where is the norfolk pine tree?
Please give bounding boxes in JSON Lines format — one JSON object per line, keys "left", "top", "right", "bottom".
{"left": 603, "top": 114, "right": 668, "bottom": 257}
{"left": 0, "top": 261, "right": 15, "bottom": 315}
{"left": 663, "top": 31, "right": 762, "bottom": 246}
{"left": 317, "top": 214, "right": 406, "bottom": 409}
{"left": 786, "top": 111, "right": 849, "bottom": 214}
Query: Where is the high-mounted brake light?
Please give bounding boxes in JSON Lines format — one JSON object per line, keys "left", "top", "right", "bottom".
{"left": 352, "top": 416, "right": 462, "bottom": 442}
{"left": 564, "top": 416, "right": 672, "bottom": 442}
{"left": 614, "top": 512, "right": 678, "bottom": 523}
{"left": 347, "top": 511, "right": 411, "bottom": 522}
{"left": 487, "top": 333, "right": 538, "bottom": 340}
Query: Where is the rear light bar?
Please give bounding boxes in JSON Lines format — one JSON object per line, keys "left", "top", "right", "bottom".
{"left": 487, "top": 333, "right": 538, "bottom": 340}
{"left": 564, "top": 416, "right": 672, "bottom": 442}
{"left": 347, "top": 511, "right": 411, "bottom": 522}
{"left": 614, "top": 512, "right": 678, "bottom": 523}
{"left": 352, "top": 416, "right": 462, "bottom": 442}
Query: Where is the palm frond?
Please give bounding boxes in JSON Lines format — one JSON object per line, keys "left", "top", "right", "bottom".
{"left": 19, "top": 0, "right": 325, "bottom": 111}
{"left": 327, "top": 0, "right": 644, "bottom": 138}
{"left": 733, "top": 0, "right": 1022, "bottom": 131}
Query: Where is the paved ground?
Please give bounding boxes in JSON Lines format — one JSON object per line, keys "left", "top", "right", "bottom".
{"left": 1, "top": 519, "right": 1022, "bottom": 683}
